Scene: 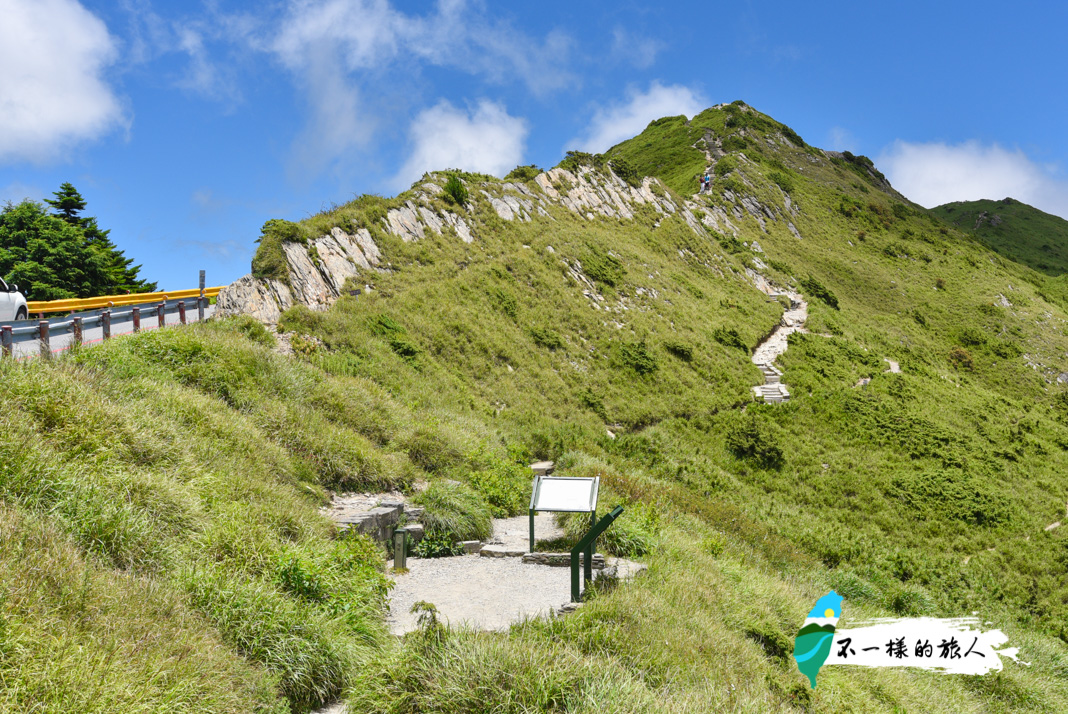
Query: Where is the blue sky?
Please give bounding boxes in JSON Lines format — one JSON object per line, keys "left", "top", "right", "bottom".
{"left": 2, "top": 0, "right": 1068, "bottom": 290}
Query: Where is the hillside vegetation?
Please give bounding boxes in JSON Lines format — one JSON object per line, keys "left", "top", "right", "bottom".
{"left": 932, "top": 197, "right": 1068, "bottom": 275}
{"left": 4, "top": 103, "right": 1068, "bottom": 712}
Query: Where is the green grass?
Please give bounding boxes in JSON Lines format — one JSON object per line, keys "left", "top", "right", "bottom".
{"left": 7, "top": 103, "right": 1068, "bottom": 711}
{"left": 932, "top": 197, "right": 1068, "bottom": 276}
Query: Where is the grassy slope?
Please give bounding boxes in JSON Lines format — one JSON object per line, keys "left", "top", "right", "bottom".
{"left": 932, "top": 197, "right": 1068, "bottom": 276}
{"left": 4, "top": 103, "right": 1068, "bottom": 712}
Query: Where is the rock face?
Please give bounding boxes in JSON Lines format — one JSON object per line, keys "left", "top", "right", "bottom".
{"left": 218, "top": 166, "right": 711, "bottom": 323}
{"left": 217, "top": 226, "right": 382, "bottom": 324}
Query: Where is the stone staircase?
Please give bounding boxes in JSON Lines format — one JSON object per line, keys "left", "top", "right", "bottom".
{"left": 752, "top": 363, "right": 790, "bottom": 403}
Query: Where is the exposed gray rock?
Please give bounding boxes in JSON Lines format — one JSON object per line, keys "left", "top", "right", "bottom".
{"left": 479, "top": 544, "right": 527, "bottom": 558}
{"left": 385, "top": 201, "right": 426, "bottom": 242}
{"left": 522, "top": 552, "right": 605, "bottom": 569}
{"left": 217, "top": 226, "right": 380, "bottom": 323}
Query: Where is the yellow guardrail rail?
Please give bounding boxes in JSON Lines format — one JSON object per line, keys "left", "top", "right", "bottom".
{"left": 28, "top": 286, "right": 225, "bottom": 314}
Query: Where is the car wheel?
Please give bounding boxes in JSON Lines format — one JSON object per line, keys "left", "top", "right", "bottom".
{"left": 15, "top": 307, "right": 27, "bottom": 321}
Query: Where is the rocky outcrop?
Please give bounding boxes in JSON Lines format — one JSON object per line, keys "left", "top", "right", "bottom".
{"left": 219, "top": 166, "right": 708, "bottom": 323}
{"left": 218, "top": 226, "right": 382, "bottom": 323}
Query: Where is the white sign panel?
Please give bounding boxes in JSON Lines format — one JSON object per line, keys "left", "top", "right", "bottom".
{"left": 531, "top": 476, "right": 599, "bottom": 512}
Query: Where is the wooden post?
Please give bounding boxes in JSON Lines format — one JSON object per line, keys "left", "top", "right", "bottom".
{"left": 1, "top": 325, "right": 11, "bottom": 357}
{"left": 197, "top": 296, "right": 205, "bottom": 322}
{"left": 101, "top": 310, "right": 111, "bottom": 340}
{"left": 157, "top": 302, "right": 166, "bottom": 327}
{"left": 38, "top": 320, "right": 50, "bottom": 359}
{"left": 72, "top": 317, "right": 83, "bottom": 346}
{"left": 132, "top": 307, "right": 141, "bottom": 333}
{"left": 178, "top": 300, "right": 187, "bottom": 325}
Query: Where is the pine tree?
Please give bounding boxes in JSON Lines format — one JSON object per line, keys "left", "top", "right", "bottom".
{"left": 43, "top": 183, "right": 157, "bottom": 294}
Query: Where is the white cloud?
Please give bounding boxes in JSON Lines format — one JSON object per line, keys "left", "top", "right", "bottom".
{"left": 0, "top": 0, "right": 125, "bottom": 163}
{"left": 270, "top": 0, "right": 573, "bottom": 178}
{"left": 610, "top": 28, "right": 662, "bottom": 69}
{"left": 0, "top": 181, "right": 44, "bottom": 205}
{"left": 391, "top": 100, "right": 527, "bottom": 190}
{"left": 570, "top": 82, "right": 707, "bottom": 154}
{"left": 827, "top": 126, "right": 859, "bottom": 153}
{"left": 878, "top": 140, "right": 1068, "bottom": 219}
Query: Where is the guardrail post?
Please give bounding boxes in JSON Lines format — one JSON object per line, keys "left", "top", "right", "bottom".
{"left": 1, "top": 326, "right": 11, "bottom": 357}
{"left": 38, "top": 320, "right": 51, "bottom": 359}
{"left": 178, "top": 300, "right": 187, "bottom": 325}
{"left": 198, "top": 296, "right": 205, "bottom": 322}
{"left": 157, "top": 302, "right": 166, "bottom": 327}
{"left": 72, "top": 317, "right": 83, "bottom": 347}
{"left": 132, "top": 307, "right": 141, "bottom": 333}
{"left": 102, "top": 310, "right": 111, "bottom": 340}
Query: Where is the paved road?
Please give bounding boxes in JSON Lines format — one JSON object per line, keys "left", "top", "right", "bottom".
{"left": 6, "top": 303, "right": 216, "bottom": 360}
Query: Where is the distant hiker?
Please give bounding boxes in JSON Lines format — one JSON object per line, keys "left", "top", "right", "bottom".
{"left": 698, "top": 174, "right": 705, "bottom": 193}
{"left": 704, "top": 173, "right": 711, "bottom": 191}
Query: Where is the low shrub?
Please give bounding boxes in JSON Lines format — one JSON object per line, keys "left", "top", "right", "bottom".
{"left": 800, "top": 275, "right": 839, "bottom": 310}
{"left": 948, "top": 346, "right": 974, "bottom": 371}
{"left": 768, "top": 171, "right": 794, "bottom": 194}
{"left": 412, "top": 531, "right": 464, "bottom": 558}
{"left": 529, "top": 326, "right": 563, "bottom": 350}
{"left": 725, "top": 412, "right": 785, "bottom": 469}
{"left": 582, "top": 246, "right": 625, "bottom": 287}
{"left": 504, "top": 165, "right": 542, "bottom": 182}
{"left": 663, "top": 339, "right": 693, "bottom": 361}
{"left": 617, "top": 340, "right": 658, "bottom": 375}
{"left": 712, "top": 326, "right": 748, "bottom": 353}
{"left": 468, "top": 459, "right": 531, "bottom": 517}
{"left": 442, "top": 174, "right": 468, "bottom": 206}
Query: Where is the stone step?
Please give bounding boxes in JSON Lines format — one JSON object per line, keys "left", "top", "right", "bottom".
{"left": 521, "top": 552, "right": 605, "bottom": 569}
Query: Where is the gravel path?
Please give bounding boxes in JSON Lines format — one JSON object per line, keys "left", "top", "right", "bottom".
{"left": 751, "top": 293, "right": 808, "bottom": 365}
{"left": 386, "top": 554, "right": 578, "bottom": 634}
{"left": 386, "top": 514, "right": 571, "bottom": 635}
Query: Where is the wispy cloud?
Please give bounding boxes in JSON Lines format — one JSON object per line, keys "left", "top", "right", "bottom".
{"left": 0, "top": 0, "right": 126, "bottom": 164}
{"left": 878, "top": 140, "right": 1068, "bottom": 219}
{"left": 270, "top": 0, "right": 573, "bottom": 178}
{"left": 569, "top": 82, "right": 707, "bottom": 154}
{"left": 391, "top": 99, "right": 528, "bottom": 191}
{"left": 610, "top": 27, "right": 662, "bottom": 69}
{"left": 121, "top": 0, "right": 249, "bottom": 103}
{"left": 827, "top": 126, "right": 859, "bottom": 153}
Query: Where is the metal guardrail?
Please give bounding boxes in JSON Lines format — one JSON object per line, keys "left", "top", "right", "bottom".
{"left": 1, "top": 297, "right": 211, "bottom": 359}
{"left": 27, "top": 286, "right": 224, "bottom": 314}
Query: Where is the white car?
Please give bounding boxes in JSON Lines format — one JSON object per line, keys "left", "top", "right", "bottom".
{"left": 0, "top": 278, "right": 28, "bottom": 322}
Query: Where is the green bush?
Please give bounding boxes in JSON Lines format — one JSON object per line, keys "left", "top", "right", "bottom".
{"left": 663, "top": 339, "right": 693, "bottom": 361}
{"left": 582, "top": 246, "right": 625, "bottom": 287}
{"left": 504, "top": 165, "right": 542, "bottom": 182}
{"left": 800, "top": 275, "right": 839, "bottom": 310}
{"left": 891, "top": 470, "right": 1010, "bottom": 526}
{"left": 714, "top": 156, "right": 737, "bottom": 177}
{"left": 609, "top": 158, "right": 641, "bottom": 187}
{"left": 721, "top": 135, "right": 747, "bottom": 153}
{"left": 958, "top": 327, "right": 988, "bottom": 346}
{"left": 469, "top": 460, "right": 531, "bottom": 517}
{"left": 725, "top": 412, "right": 784, "bottom": 469}
{"left": 712, "top": 326, "right": 748, "bottom": 353}
{"left": 991, "top": 339, "right": 1022, "bottom": 358}
{"left": 252, "top": 219, "right": 305, "bottom": 284}
{"left": 412, "top": 481, "right": 493, "bottom": 542}
{"left": 768, "top": 171, "right": 794, "bottom": 194}
{"left": 529, "top": 326, "right": 563, "bottom": 350}
{"left": 618, "top": 340, "right": 658, "bottom": 375}
{"left": 412, "top": 531, "right": 464, "bottom": 558}
{"left": 442, "top": 174, "right": 468, "bottom": 206}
